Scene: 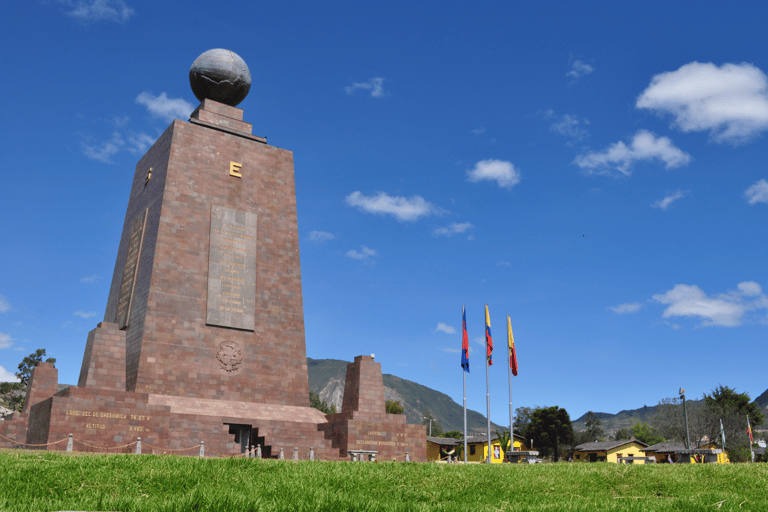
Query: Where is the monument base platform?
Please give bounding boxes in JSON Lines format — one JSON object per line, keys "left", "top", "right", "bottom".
{"left": 1, "top": 357, "right": 426, "bottom": 461}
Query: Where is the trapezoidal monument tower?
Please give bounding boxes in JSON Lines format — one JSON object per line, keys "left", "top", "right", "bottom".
{"left": 1, "top": 49, "right": 426, "bottom": 460}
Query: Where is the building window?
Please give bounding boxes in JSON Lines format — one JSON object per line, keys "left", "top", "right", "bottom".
{"left": 470, "top": 445, "right": 476, "bottom": 456}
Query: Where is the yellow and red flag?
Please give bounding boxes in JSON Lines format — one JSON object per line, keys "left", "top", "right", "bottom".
{"left": 507, "top": 315, "right": 518, "bottom": 376}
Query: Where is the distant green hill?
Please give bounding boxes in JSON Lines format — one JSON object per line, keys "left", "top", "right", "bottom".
{"left": 572, "top": 404, "right": 661, "bottom": 434}
{"left": 307, "top": 358, "right": 503, "bottom": 434}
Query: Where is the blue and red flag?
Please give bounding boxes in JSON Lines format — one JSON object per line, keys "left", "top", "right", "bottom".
{"left": 485, "top": 304, "right": 493, "bottom": 366}
{"left": 461, "top": 306, "right": 469, "bottom": 372}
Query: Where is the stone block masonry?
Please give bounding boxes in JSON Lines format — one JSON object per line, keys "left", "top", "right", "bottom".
{"left": 102, "top": 99, "right": 309, "bottom": 406}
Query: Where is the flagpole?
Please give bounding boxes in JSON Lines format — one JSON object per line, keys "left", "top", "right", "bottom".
{"left": 486, "top": 341, "right": 491, "bottom": 463}
{"left": 508, "top": 314, "right": 513, "bottom": 460}
{"left": 485, "top": 304, "right": 491, "bottom": 464}
{"left": 461, "top": 306, "right": 469, "bottom": 464}
{"left": 463, "top": 365, "right": 467, "bottom": 463}
{"left": 748, "top": 415, "right": 755, "bottom": 463}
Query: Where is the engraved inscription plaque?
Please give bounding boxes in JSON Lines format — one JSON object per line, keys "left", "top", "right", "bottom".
{"left": 116, "top": 209, "right": 148, "bottom": 329}
{"left": 206, "top": 206, "right": 257, "bottom": 330}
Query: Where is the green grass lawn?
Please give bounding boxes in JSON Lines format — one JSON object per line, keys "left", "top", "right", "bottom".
{"left": 1, "top": 450, "right": 767, "bottom": 511}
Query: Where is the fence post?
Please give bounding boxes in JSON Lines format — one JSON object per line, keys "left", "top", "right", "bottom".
{"left": 135, "top": 437, "right": 142, "bottom": 455}
{"left": 405, "top": 452, "right": 410, "bottom": 462}
{"left": 256, "top": 444, "right": 262, "bottom": 459}
{"left": 199, "top": 441, "right": 205, "bottom": 457}
{"left": 293, "top": 447, "right": 298, "bottom": 460}
{"left": 279, "top": 447, "right": 284, "bottom": 460}
{"left": 66, "top": 434, "right": 73, "bottom": 452}
{"left": 309, "top": 447, "right": 314, "bottom": 461}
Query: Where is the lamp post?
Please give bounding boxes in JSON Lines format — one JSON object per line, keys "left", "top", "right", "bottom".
{"left": 424, "top": 416, "right": 433, "bottom": 437}
{"left": 679, "top": 387, "right": 691, "bottom": 450}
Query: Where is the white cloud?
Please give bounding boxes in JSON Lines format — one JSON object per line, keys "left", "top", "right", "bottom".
{"left": 744, "top": 179, "right": 768, "bottom": 205}
{"left": 308, "top": 231, "right": 335, "bottom": 242}
{"left": 567, "top": 59, "right": 594, "bottom": 81}
{"left": 609, "top": 302, "right": 642, "bottom": 314}
{"left": 0, "top": 366, "right": 19, "bottom": 383}
{"left": 112, "top": 115, "right": 130, "bottom": 128}
{"left": 136, "top": 92, "right": 194, "bottom": 123}
{"left": 81, "top": 275, "right": 98, "bottom": 283}
{"left": 346, "top": 245, "right": 376, "bottom": 261}
{"left": 436, "top": 323, "right": 456, "bottom": 334}
{"left": 467, "top": 159, "right": 521, "bottom": 188}
{"left": 444, "top": 348, "right": 460, "bottom": 353}
{"left": 126, "top": 132, "right": 155, "bottom": 155}
{"left": 652, "top": 281, "right": 768, "bottom": 327}
{"left": 0, "top": 332, "right": 11, "bottom": 349}
{"left": 345, "top": 191, "right": 443, "bottom": 222}
{"left": 74, "top": 311, "right": 97, "bottom": 318}
{"left": 432, "top": 222, "right": 473, "bottom": 237}
{"left": 0, "top": 295, "right": 9, "bottom": 313}
{"left": 573, "top": 130, "right": 692, "bottom": 177}
{"left": 652, "top": 190, "right": 687, "bottom": 210}
{"left": 81, "top": 131, "right": 124, "bottom": 163}
{"left": 497, "top": 261, "right": 511, "bottom": 267}
{"left": 345, "top": 78, "right": 386, "bottom": 98}
{"left": 471, "top": 127, "right": 486, "bottom": 135}
{"left": 57, "top": 0, "right": 134, "bottom": 23}
{"left": 637, "top": 62, "right": 768, "bottom": 143}
{"left": 547, "top": 111, "right": 590, "bottom": 142}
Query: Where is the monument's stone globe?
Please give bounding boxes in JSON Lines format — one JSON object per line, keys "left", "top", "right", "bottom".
{"left": 189, "top": 49, "right": 251, "bottom": 107}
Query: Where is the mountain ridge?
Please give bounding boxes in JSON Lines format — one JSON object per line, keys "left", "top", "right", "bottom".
{"left": 307, "top": 357, "right": 503, "bottom": 433}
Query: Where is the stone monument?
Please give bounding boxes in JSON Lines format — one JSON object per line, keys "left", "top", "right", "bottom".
{"left": 0, "top": 50, "right": 425, "bottom": 460}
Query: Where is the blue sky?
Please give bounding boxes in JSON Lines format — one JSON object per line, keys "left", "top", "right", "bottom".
{"left": 1, "top": 0, "right": 767, "bottom": 425}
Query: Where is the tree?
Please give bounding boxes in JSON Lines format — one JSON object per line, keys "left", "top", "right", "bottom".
{"left": 422, "top": 410, "right": 443, "bottom": 437}
{"left": 17, "top": 349, "right": 56, "bottom": 387}
{"left": 524, "top": 406, "right": 574, "bottom": 462}
{"left": 513, "top": 406, "right": 537, "bottom": 435}
{"left": 309, "top": 390, "right": 337, "bottom": 414}
{"left": 703, "top": 385, "right": 765, "bottom": 462}
{"left": 584, "top": 411, "right": 605, "bottom": 442}
{"left": 614, "top": 428, "right": 632, "bottom": 441}
{"left": 0, "top": 381, "right": 24, "bottom": 413}
{"left": 495, "top": 430, "right": 511, "bottom": 455}
{"left": 442, "top": 431, "right": 464, "bottom": 440}
{"left": 0, "top": 349, "right": 56, "bottom": 412}
{"left": 385, "top": 400, "right": 404, "bottom": 415}
{"left": 630, "top": 421, "right": 665, "bottom": 445}
{"left": 651, "top": 397, "right": 708, "bottom": 448}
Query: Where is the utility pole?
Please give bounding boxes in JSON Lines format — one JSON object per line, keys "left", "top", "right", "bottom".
{"left": 680, "top": 388, "right": 691, "bottom": 450}
{"left": 424, "top": 416, "right": 433, "bottom": 437}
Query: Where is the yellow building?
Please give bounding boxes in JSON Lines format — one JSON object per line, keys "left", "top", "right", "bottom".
{"left": 465, "top": 434, "right": 527, "bottom": 463}
{"left": 426, "top": 434, "right": 527, "bottom": 463}
{"left": 573, "top": 439, "right": 649, "bottom": 463}
{"left": 642, "top": 441, "right": 729, "bottom": 464}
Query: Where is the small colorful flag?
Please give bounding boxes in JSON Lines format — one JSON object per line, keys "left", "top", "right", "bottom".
{"left": 461, "top": 306, "right": 470, "bottom": 373}
{"left": 747, "top": 417, "right": 754, "bottom": 444}
{"left": 507, "top": 315, "right": 518, "bottom": 376}
{"left": 485, "top": 304, "right": 493, "bottom": 365}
